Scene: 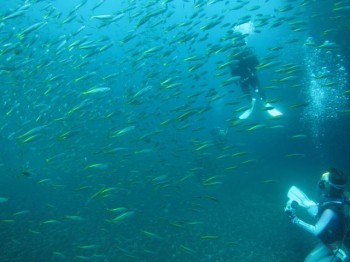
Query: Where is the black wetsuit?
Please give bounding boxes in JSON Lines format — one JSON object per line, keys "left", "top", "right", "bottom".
{"left": 230, "top": 47, "right": 265, "bottom": 101}
{"left": 317, "top": 201, "right": 346, "bottom": 245}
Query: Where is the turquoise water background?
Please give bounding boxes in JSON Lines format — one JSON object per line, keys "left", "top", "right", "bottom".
{"left": 1, "top": 0, "right": 349, "bottom": 261}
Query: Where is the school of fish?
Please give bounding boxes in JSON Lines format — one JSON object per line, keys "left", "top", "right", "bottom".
{"left": 0, "top": 0, "right": 349, "bottom": 261}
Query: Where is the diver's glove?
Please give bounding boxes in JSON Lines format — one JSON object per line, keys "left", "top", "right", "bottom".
{"left": 285, "top": 208, "right": 296, "bottom": 220}
{"left": 284, "top": 200, "right": 298, "bottom": 222}
{"left": 286, "top": 210, "right": 299, "bottom": 224}
{"left": 290, "top": 216, "right": 299, "bottom": 224}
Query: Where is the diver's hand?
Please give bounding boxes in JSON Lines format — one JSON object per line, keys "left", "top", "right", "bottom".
{"left": 284, "top": 201, "right": 297, "bottom": 222}
{"left": 285, "top": 209, "right": 299, "bottom": 224}
{"left": 290, "top": 216, "right": 299, "bottom": 224}
{"left": 285, "top": 208, "right": 296, "bottom": 219}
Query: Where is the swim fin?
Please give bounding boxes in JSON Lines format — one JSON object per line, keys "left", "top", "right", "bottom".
{"left": 265, "top": 103, "right": 282, "bottom": 117}
{"left": 287, "top": 186, "right": 318, "bottom": 216}
{"left": 239, "top": 98, "right": 256, "bottom": 120}
{"left": 287, "top": 186, "right": 316, "bottom": 208}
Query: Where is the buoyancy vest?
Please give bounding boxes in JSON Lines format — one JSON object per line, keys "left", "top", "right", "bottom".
{"left": 317, "top": 200, "right": 347, "bottom": 245}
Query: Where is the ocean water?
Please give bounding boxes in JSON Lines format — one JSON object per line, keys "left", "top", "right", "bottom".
{"left": 0, "top": 0, "right": 349, "bottom": 261}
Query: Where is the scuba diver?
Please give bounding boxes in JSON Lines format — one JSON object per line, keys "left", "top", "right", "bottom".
{"left": 230, "top": 46, "right": 283, "bottom": 120}
{"left": 285, "top": 168, "right": 350, "bottom": 261}
{"left": 228, "top": 21, "right": 283, "bottom": 119}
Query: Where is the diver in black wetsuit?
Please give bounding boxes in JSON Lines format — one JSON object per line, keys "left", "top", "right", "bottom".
{"left": 230, "top": 46, "right": 282, "bottom": 119}
{"left": 285, "top": 168, "right": 350, "bottom": 261}
{"left": 230, "top": 47, "right": 265, "bottom": 102}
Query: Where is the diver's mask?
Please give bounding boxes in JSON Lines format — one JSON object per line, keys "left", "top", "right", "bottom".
{"left": 318, "top": 171, "right": 347, "bottom": 190}
{"left": 318, "top": 172, "right": 330, "bottom": 190}
{"left": 317, "top": 171, "right": 334, "bottom": 201}
{"left": 317, "top": 171, "right": 346, "bottom": 201}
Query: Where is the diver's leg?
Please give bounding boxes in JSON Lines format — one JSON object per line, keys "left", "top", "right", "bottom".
{"left": 305, "top": 243, "right": 333, "bottom": 262}
{"left": 237, "top": 81, "right": 255, "bottom": 119}
{"left": 318, "top": 255, "right": 340, "bottom": 262}
{"left": 256, "top": 84, "right": 266, "bottom": 101}
{"left": 239, "top": 80, "right": 252, "bottom": 102}
{"left": 250, "top": 75, "right": 266, "bottom": 101}
{"left": 252, "top": 75, "right": 283, "bottom": 117}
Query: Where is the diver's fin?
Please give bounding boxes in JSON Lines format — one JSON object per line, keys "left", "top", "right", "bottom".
{"left": 287, "top": 186, "right": 318, "bottom": 216}
{"left": 239, "top": 98, "right": 256, "bottom": 120}
{"left": 287, "top": 186, "right": 316, "bottom": 208}
{"left": 265, "top": 103, "right": 283, "bottom": 117}
{"left": 239, "top": 109, "right": 252, "bottom": 120}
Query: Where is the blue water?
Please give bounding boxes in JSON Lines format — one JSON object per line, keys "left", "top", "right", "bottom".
{"left": 1, "top": 0, "right": 349, "bottom": 261}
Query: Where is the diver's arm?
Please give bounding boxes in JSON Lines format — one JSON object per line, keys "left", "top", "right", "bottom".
{"left": 292, "top": 209, "right": 335, "bottom": 236}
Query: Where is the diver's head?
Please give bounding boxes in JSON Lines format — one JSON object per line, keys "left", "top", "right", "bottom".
{"left": 318, "top": 168, "right": 347, "bottom": 199}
